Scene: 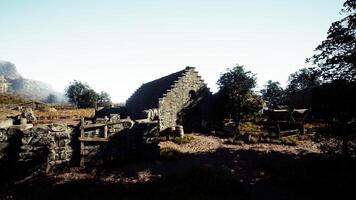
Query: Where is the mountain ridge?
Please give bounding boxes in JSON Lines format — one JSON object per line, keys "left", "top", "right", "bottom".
{"left": 0, "top": 60, "right": 64, "bottom": 101}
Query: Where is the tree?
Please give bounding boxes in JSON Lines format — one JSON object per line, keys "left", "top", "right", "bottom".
{"left": 241, "top": 91, "right": 264, "bottom": 120}
{"left": 97, "top": 91, "right": 112, "bottom": 108}
{"left": 80, "top": 89, "right": 98, "bottom": 108}
{"left": 217, "top": 65, "right": 256, "bottom": 134}
{"left": 307, "top": 0, "right": 356, "bottom": 157}
{"left": 45, "top": 94, "right": 58, "bottom": 104}
{"left": 286, "top": 68, "right": 321, "bottom": 94}
{"left": 65, "top": 80, "right": 97, "bottom": 108}
{"left": 307, "top": 0, "right": 356, "bottom": 81}
{"left": 260, "top": 80, "right": 285, "bottom": 108}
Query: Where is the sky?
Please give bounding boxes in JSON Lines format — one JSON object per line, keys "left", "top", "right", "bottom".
{"left": 0, "top": 0, "right": 345, "bottom": 102}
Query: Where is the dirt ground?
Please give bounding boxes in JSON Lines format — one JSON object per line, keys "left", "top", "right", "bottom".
{"left": 1, "top": 133, "right": 355, "bottom": 200}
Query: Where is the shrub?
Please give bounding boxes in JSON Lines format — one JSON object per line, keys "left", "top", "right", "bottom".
{"left": 225, "top": 138, "right": 244, "bottom": 145}
{"left": 160, "top": 147, "right": 182, "bottom": 160}
{"left": 225, "top": 134, "right": 298, "bottom": 146}
{"left": 172, "top": 135, "right": 194, "bottom": 144}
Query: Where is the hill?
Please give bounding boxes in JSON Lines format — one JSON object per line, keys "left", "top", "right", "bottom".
{"left": 0, "top": 60, "right": 63, "bottom": 101}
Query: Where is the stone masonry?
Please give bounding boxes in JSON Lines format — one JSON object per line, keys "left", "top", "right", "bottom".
{"left": 126, "top": 67, "right": 212, "bottom": 132}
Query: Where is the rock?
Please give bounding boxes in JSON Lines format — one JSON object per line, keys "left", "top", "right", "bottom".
{"left": 0, "top": 130, "right": 7, "bottom": 142}
{"left": 50, "top": 123, "right": 67, "bottom": 132}
{"left": 0, "top": 119, "right": 13, "bottom": 129}
{"left": 175, "top": 125, "right": 184, "bottom": 137}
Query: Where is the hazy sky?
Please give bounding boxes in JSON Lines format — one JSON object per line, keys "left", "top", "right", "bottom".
{"left": 0, "top": 0, "right": 344, "bottom": 102}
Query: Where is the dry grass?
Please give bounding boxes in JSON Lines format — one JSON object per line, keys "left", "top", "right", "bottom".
{"left": 34, "top": 108, "right": 95, "bottom": 119}
{"left": 0, "top": 93, "right": 28, "bottom": 105}
{"left": 160, "top": 135, "right": 195, "bottom": 145}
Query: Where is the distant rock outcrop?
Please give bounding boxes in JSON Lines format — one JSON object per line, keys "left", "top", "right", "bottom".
{"left": 0, "top": 60, "right": 63, "bottom": 101}
{"left": 0, "top": 60, "right": 21, "bottom": 79}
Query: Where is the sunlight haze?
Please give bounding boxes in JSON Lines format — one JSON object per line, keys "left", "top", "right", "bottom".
{"left": 0, "top": 0, "right": 344, "bottom": 102}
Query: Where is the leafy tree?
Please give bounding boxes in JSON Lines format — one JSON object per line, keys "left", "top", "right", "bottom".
{"left": 312, "top": 80, "right": 356, "bottom": 157}
{"left": 65, "top": 80, "right": 97, "bottom": 108}
{"left": 45, "top": 94, "right": 58, "bottom": 104}
{"left": 97, "top": 91, "right": 112, "bottom": 108}
{"left": 80, "top": 89, "right": 98, "bottom": 108}
{"left": 217, "top": 65, "right": 256, "bottom": 134}
{"left": 286, "top": 68, "right": 321, "bottom": 94}
{"left": 307, "top": 1, "right": 356, "bottom": 157}
{"left": 307, "top": 0, "right": 356, "bottom": 81}
{"left": 260, "top": 80, "right": 285, "bottom": 108}
{"left": 241, "top": 91, "right": 264, "bottom": 120}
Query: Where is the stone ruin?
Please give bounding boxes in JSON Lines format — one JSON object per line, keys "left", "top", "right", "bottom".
{"left": 0, "top": 107, "right": 159, "bottom": 178}
{"left": 0, "top": 66, "right": 213, "bottom": 179}
{"left": 126, "top": 66, "right": 213, "bottom": 133}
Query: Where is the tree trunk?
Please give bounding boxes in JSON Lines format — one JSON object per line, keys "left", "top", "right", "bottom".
{"left": 235, "top": 96, "right": 241, "bottom": 136}
{"left": 341, "top": 121, "right": 350, "bottom": 158}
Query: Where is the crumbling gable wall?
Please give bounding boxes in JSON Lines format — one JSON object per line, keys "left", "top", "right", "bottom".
{"left": 158, "top": 67, "right": 210, "bottom": 131}
{"left": 126, "top": 67, "right": 212, "bottom": 132}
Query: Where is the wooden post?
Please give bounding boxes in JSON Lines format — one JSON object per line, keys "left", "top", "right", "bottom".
{"left": 80, "top": 141, "right": 85, "bottom": 167}
{"left": 104, "top": 125, "right": 108, "bottom": 139}
{"left": 80, "top": 117, "right": 85, "bottom": 167}
{"left": 276, "top": 123, "right": 281, "bottom": 139}
{"left": 300, "top": 122, "right": 305, "bottom": 135}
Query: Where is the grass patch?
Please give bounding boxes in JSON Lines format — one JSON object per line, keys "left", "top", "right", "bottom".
{"left": 172, "top": 135, "right": 194, "bottom": 144}
{"left": 225, "top": 134, "right": 298, "bottom": 146}
{"left": 0, "top": 93, "right": 28, "bottom": 104}
{"left": 225, "top": 138, "right": 245, "bottom": 145}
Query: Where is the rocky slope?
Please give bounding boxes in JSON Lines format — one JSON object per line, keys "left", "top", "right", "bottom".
{"left": 0, "top": 60, "right": 63, "bottom": 101}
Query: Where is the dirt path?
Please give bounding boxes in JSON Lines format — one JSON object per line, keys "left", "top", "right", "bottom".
{"left": 5, "top": 133, "right": 336, "bottom": 200}
{"left": 54, "top": 133, "right": 320, "bottom": 184}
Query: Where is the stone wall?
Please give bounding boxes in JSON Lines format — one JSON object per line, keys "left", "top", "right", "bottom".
{"left": 80, "top": 120, "right": 159, "bottom": 166}
{"left": 0, "top": 120, "right": 160, "bottom": 178}
{"left": 158, "top": 68, "right": 210, "bottom": 131}
{"left": 0, "top": 124, "right": 74, "bottom": 175}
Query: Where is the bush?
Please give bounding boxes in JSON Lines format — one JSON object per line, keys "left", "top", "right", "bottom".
{"left": 172, "top": 135, "right": 194, "bottom": 144}
{"left": 225, "top": 138, "right": 244, "bottom": 145}
{"left": 160, "top": 147, "right": 182, "bottom": 160}
{"left": 226, "top": 134, "right": 298, "bottom": 146}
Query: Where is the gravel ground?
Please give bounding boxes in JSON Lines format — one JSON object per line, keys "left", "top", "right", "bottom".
{"left": 160, "top": 133, "right": 320, "bottom": 155}
{"left": 53, "top": 133, "right": 320, "bottom": 184}
{"left": 160, "top": 134, "right": 224, "bottom": 153}
{"left": 4, "top": 133, "right": 331, "bottom": 200}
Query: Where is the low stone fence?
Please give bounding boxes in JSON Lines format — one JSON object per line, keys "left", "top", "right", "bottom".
{"left": 0, "top": 119, "right": 160, "bottom": 180}
{"left": 0, "top": 123, "right": 74, "bottom": 179}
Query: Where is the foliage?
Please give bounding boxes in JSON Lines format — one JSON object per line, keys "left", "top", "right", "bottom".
{"left": 307, "top": 0, "right": 356, "bottom": 81}
{"left": 217, "top": 65, "right": 257, "bottom": 134}
{"left": 160, "top": 147, "right": 182, "bottom": 160}
{"left": 240, "top": 91, "right": 264, "bottom": 120}
{"left": 65, "top": 80, "right": 99, "bottom": 108}
{"left": 225, "top": 134, "right": 298, "bottom": 146}
{"left": 80, "top": 89, "right": 98, "bottom": 108}
{"left": 261, "top": 80, "right": 286, "bottom": 108}
{"left": 311, "top": 80, "right": 356, "bottom": 120}
{"left": 310, "top": 80, "right": 356, "bottom": 157}
{"left": 97, "top": 91, "right": 112, "bottom": 108}
{"left": 44, "top": 94, "right": 58, "bottom": 104}
{"left": 286, "top": 68, "right": 321, "bottom": 94}
{"left": 172, "top": 135, "right": 195, "bottom": 144}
